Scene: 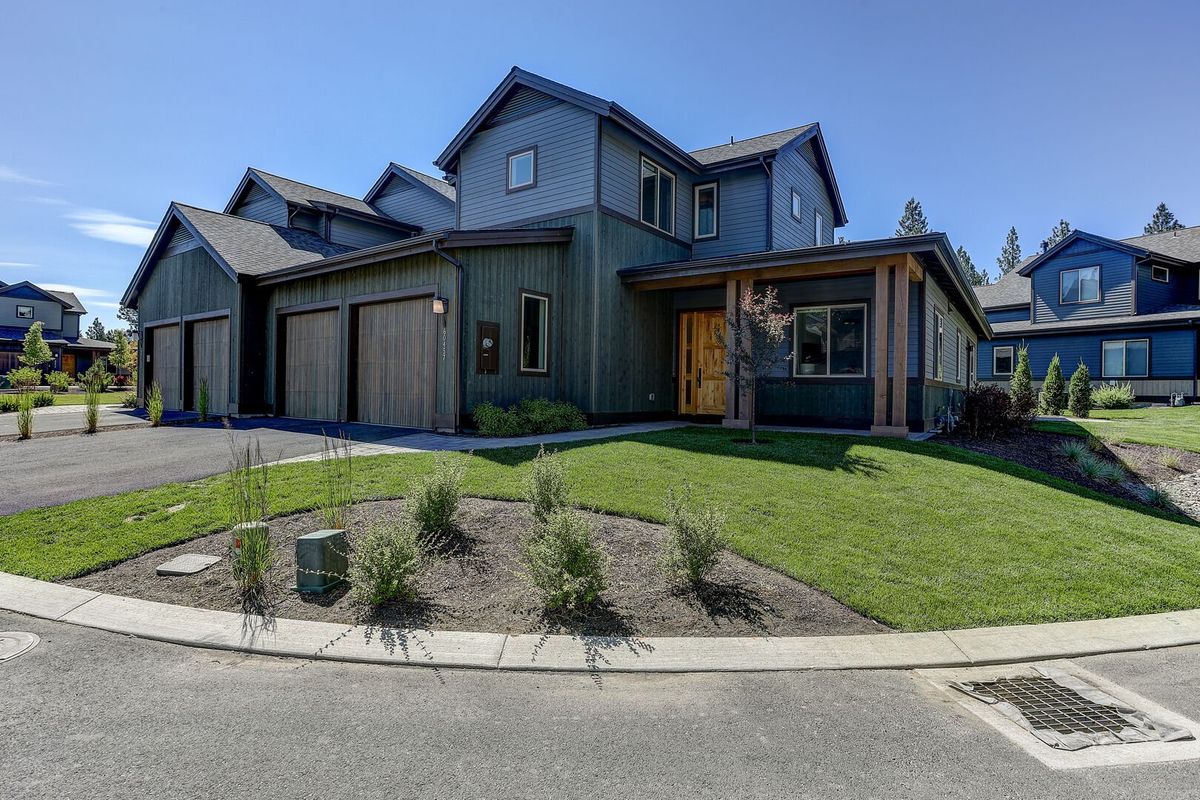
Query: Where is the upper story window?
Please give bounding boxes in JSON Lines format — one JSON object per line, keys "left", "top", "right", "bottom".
{"left": 793, "top": 304, "right": 867, "bottom": 377}
{"left": 1060, "top": 265, "right": 1100, "bottom": 305}
{"left": 694, "top": 183, "right": 718, "bottom": 240}
{"left": 507, "top": 147, "right": 537, "bottom": 192}
{"left": 814, "top": 211, "right": 824, "bottom": 245}
{"left": 640, "top": 157, "right": 675, "bottom": 235}
{"left": 791, "top": 190, "right": 802, "bottom": 222}
{"left": 1102, "top": 339, "right": 1149, "bottom": 378}
{"left": 519, "top": 290, "right": 550, "bottom": 375}
{"left": 16, "top": 305, "right": 34, "bottom": 319}
{"left": 1152, "top": 265, "right": 1170, "bottom": 283}
{"left": 993, "top": 345, "right": 1014, "bottom": 376}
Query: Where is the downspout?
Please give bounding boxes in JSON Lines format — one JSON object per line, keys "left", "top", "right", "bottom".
{"left": 432, "top": 239, "right": 464, "bottom": 432}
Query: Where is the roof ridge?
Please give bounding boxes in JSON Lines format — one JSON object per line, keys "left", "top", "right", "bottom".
{"left": 173, "top": 201, "right": 287, "bottom": 230}
{"left": 247, "top": 167, "right": 365, "bottom": 203}
{"left": 689, "top": 124, "right": 816, "bottom": 155}
{"left": 1121, "top": 223, "right": 1200, "bottom": 241}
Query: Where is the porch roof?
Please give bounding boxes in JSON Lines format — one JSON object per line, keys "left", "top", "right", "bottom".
{"left": 617, "top": 233, "right": 993, "bottom": 338}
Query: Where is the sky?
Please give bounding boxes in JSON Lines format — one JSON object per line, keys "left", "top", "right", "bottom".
{"left": 1, "top": 0, "right": 1198, "bottom": 332}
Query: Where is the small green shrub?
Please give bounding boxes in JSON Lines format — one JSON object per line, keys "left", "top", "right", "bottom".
{"left": 407, "top": 453, "right": 465, "bottom": 536}
{"left": 1009, "top": 346, "right": 1037, "bottom": 425}
{"left": 962, "top": 383, "right": 1016, "bottom": 439}
{"left": 146, "top": 381, "right": 164, "bottom": 426}
{"left": 1039, "top": 354, "right": 1067, "bottom": 415}
{"left": 1068, "top": 361, "right": 1092, "bottom": 418}
{"left": 526, "top": 445, "right": 569, "bottom": 524}
{"left": 661, "top": 482, "right": 728, "bottom": 585}
{"left": 29, "top": 391, "right": 53, "bottom": 408}
{"left": 46, "top": 371, "right": 71, "bottom": 393}
{"left": 349, "top": 519, "right": 426, "bottom": 606}
{"left": 472, "top": 401, "right": 524, "bottom": 437}
{"left": 1092, "top": 383, "right": 1136, "bottom": 410}
{"left": 473, "top": 398, "right": 587, "bottom": 437}
{"left": 121, "top": 393, "right": 137, "bottom": 409}
{"left": 521, "top": 509, "right": 607, "bottom": 610}
{"left": 17, "top": 392, "right": 34, "bottom": 439}
{"left": 1057, "top": 439, "right": 1089, "bottom": 463}
{"left": 0, "top": 395, "right": 18, "bottom": 413}
{"left": 6, "top": 366, "right": 42, "bottom": 390}
{"left": 1160, "top": 451, "right": 1183, "bottom": 471}
{"left": 197, "top": 377, "right": 209, "bottom": 422}
{"left": 79, "top": 359, "right": 112, "bottom": 393}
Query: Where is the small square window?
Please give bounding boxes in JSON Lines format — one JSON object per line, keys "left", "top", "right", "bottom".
{"left": 1152, "top": 265, "right": 1169, "bottom": 283}
{"left": 16, "top": 305, "right": 34, "bottom": 319}
{"left": 507, "top": 147, "right": 536, "bottom": 191}
{"left": 993, "top": 345, "right": 1014, "bottom": 377}
{"left": 1060, "top": 265, "right": 1101, "bottom": 304}
{"left": 791, "top": 190, "right": 802, "bottom": 222}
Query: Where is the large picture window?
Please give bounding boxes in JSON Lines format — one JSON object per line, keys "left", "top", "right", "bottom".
{"left": 1060, "top": 265, "right": 1101, "bottom": 304}
{"left": 694, "top": 182, "right": 717, "bottom": 239}
{"left": 640, "top": 157, "right": 675, "bottom": 234}
{"left": 1102, "top": 339, "right": 1148, "bottom": 378}
{"left": 792, "top": 304, "right": 867, "bottom": 377}
{"left": 993, "top": 346, "right": 1014, "bottom": 376}
{"left": 519, "top": 291, "right": 549, "bottom": 375}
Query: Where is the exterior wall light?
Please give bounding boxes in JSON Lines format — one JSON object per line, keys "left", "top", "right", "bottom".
{"left": 432, "top": 297, "right": 448, "bottom": 315}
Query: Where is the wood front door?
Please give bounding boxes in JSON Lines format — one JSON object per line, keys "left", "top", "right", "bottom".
{"left": 61, "top": 354, "right": 76, "bottom": 379}
{"left": 678, "top": 310, "right": 727, "bottom": 416}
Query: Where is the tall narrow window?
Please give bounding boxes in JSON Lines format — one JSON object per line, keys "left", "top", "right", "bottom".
{"left": 791, "top": 190, "right": 802, "bottom": 221}
{"left": 1102, "top": 339, "right": 1149, "bottom": 378}
{"left": 956, "top": 330, "right": 964, "bottom": 384}
{"left": 694, "top": 182, "right": 718, "bottom": 239}
{"left": 793, "top": 304, "right": 866, "bottom": 377}
{"left": 814, "top": 211, "right": 824, "bottom": 245}
{"left": 507, "top": 147, "right": 536, "bottom": 191}
{"left": 993, "top": 346, "right": 1014, "bottom": 376}
{"left": 519, "top": 291, "right": 549, "bottom": 374}
{"left": 639, "top": 157, "right": 675, "bottom": 234}
{"left": 934, "top": 312, "right": 945, "bottom": 381}
{"left": 1060, "top": 265, "right": 1101, "bottom": 304}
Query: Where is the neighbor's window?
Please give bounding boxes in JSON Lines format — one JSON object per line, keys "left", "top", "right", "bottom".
{"left": 639, "top": 157, "right": 675, "bottom": 234}
{"left": 1152, "top": 265, "right": 1170, "bottom": 283}
{"left": 1060, "top": 265, "right": 1101, "bottom": 304}
{"left": 814, "top": 211, "right": 823, "bottom": 245}
{"left": 934, "top": 312, "right": 945, "bottom": 381}
{"left": 16, "top": 304, "right": 34, "bottom": 319}
{"left": 1102, "top": 339, "right": 1148, "bottom": 378}
{"left": 993, "top": 346, "right": 1014, "bottom": 376}
{"left": 519, "top": 291, "right": 549, "bottom": 374}
{"left": 507, "top": 148, "right": 536, "bottom": 191}
{"left": 793, "top": 304, "right": 867, "bottom": 377}
{"left": 791, "top": 190, "right": 802, "bottom": 221}
{"left": 694, "top": 182, "right": 718, "bottom": 239}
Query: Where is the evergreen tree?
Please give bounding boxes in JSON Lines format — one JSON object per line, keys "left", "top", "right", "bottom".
{"left": 117, "top": 304, "right": 139, "bottom": 335}
{"left": 19, "top": 321, "right": 53, "bottom": 368}
{"left": 1040, "top": 219, "right": 1072, "bottom": 252}
{"left": 1068, "top": 360, "right": 1093, "bottom": 418}
{"left": 1009, "top": 345, "right": 1037, "bottom": 425}
{"left": 86, "top": 317, "right": 107, "bottom": 341}
{"left": 956, "top": 245, "right": 989, "bottom": 286}
{"left": 1144, "top": 202, "right": 1185, "bottom": 234}
{"left": 997, "top": 226, "right": 1023, "bottom": 273}
{"left": 837, "top": 236, "right": 849, "bottom": 245}
{"left": 1039, "top": 354, "right": 1067, "bottom": 415}
{"left": 895, "top": 198, "right": 930, "bottom": 237}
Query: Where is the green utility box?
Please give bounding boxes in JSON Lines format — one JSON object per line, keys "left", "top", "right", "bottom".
{"left": 294, "top": 529, "right": 349, "bottom": 594}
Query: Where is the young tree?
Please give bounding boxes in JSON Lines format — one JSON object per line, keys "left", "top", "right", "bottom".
{"left": 956, "top": 245, "right": 989, "bottom": 286}
{"left": 1009, "top": 345, "right": 1037, "bottom": 426}
{"left": 117, "top": 303, "right": 139, "bottom": 335}
{"left": 1068, "top": 360, "right": 1093, "bottom": 418}
{"left": 86, "top": 317, "right": 107, "bottom": 341}
{"left": 1040, "top": 219, "right": 1072, "bottom": 252}
{"left": 1039, "top": 353, "right": 1067, "bottom": 415}
{"left": 895, "top": 197, "right": 930, "bottom": 236}
{"left": 723, "top": 285, "right": 791, "bottom": 444}
{"left": 19, "top": 321, "right": 53, "bottom": 369}
{"left": 1144, "top": 202, "right": 1185, "bottom": 234}
{"left": 997, "top": 226, "right": 1023, "bottom": 274}
{"left": 110, "top": 332, "right": 132, "bottom": 375}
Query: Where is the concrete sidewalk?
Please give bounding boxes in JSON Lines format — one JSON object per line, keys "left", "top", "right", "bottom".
{"left": 5, "top": 571, "right": 1200, "bottom": 673}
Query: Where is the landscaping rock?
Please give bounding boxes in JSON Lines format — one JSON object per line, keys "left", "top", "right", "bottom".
{"left": 156, "top": 554, "right": 222, "bottom": 577}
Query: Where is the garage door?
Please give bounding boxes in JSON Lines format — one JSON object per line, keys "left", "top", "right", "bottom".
{"left": 151, "top": 324, "right": 182, "bottom": 410}
{"left": 190, "top": 317, "right": 230, "bottom": 415}
{"left": 282, "top": 309, "right": 339, "bottom": 420}
{"left": 354, "top": 299, "right": 435, "bottom": 428}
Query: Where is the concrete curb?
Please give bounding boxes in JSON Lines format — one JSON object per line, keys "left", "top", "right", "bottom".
{"left": 4, "top": 571, "right": 1200, "bottom": 673}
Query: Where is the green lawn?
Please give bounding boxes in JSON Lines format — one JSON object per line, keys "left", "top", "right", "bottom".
{"left": 1036, "top": 404, "right": 1200, "bottom": 453}
{"left": 2, "top": 427, "right": 1196, "bottom": 631}
{"left": 50, "top": 390, "right": 133, "bottom": 406}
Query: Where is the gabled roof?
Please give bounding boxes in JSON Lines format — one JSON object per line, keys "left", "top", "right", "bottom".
{"left": 46, "top": 290, "right": 86, "bottom": 313}
{"left": 973, "top": 257, "right": 1034, "bottom": 309}
{"left": 0, "top": 281, "right": 74, "bottom": 308}
{"left": 225, "top": 168, "right": 383, "bottom": 218}
{"left": 1120, "top": 225, "right": 1200, "bottom": 263}
{"left": 1017, "top": 230, "right": 1189, "bottom": 277}
{"left": 363, "top": 163, "right": 457, "bottom": 207}
{"left": 690, "top": 125, "right": 816, "bottom": 165}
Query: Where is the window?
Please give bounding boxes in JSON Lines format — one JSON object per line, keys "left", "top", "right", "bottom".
{"left": 16, "top": 305, "right": 34, "bottom": 319}
{"left": 693, "top": 182, "right": 718, "bottom": 239}
{"left": 639, "top": 157, "right": 675, "bottom": 234}
{"left": 956, "top": 330, "right": 964, "bottom": 384}
{"left": 519, "top": 291, "right": 549, "bottom": 374}
{"left": 1102, "top": 339, "right": 1149, "bottom": 378}
{"left": 791, "top": 190, "right": 802, "bottom": 222}
{"left": 792, "top": 304, "right": 867, "bottom": 377}
{"left": 1152, "top": 265, "right": 1170, "bottom": 283}
{"left": 814, "top": 211, "right": 823, "bottom": 245}
{"left": 1060, "top": 265, "right": 1101, "bottom": 304}
{"left": 993, "top": 345, "right": 1014, "bottom": 377}
{"left": 934, "top": 312, "right": 945, "bottom": 381}
{"left": 507, "top": 147, "right": 536, "bottom": 192}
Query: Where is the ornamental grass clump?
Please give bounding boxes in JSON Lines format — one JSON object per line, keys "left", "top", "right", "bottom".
{"left": 525, "top": 445, "right": 569, "bottom": 524}
{"left": 521, "top": 509, "right": 607, "bottom": 610}
{"left": 318, "top": 433, "right": 353, "bottom": 530}
{"left": 146, "top": 381, "right": 164, "bottom": 427}
{"left": 197, "top": 377, "right": 209, "bottom": 423}
{"left": 81, "top": 362, "right": 107, "bottom": 434}
{"left": 227, "top": 437, "right": 273, "bottom": 607}
{"left": 348, "top": 519, "right": 426, "bottom": 606}
{"left": 16, "top": 392, "right": 33, "bottom": 440}
{"left": 1161, "top": 451, "right": 1183, "bottom": 471}
{"left": 661, "top": 482, "right": 728, "bottom": 586}
{"left": 407, "top": 453, "right": 465, "bottom": 537}
{"left": 1057, "top": 439, "right": 1089, "bottom": 464}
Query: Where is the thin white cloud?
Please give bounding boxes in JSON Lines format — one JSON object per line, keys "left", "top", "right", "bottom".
{"left": 0, "top": 261, "right": 38, "bottom": 268}
{"left": 65, "top": 209, "right": 156, "bottom": 247}
{"left": 22, "top": 196, "right": 69, "bottom": 206}
{"left": 38, "top": 283, "right": 114, "bottom": 299}
{"left": 89, "top": 301, "right": 121, "bottom": 309}
{"left": 0, "top": 166, "right": 53, "bottom": 186}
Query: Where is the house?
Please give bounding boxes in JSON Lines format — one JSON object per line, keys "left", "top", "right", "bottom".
{"left": 975, "top": 228, "right": 1200, "bottom": 401}
{"left": 122, "top": 67, "right": 989, "bottom": 433}
{"left": 0, "top": 280, "right": 114, "bottom": 379}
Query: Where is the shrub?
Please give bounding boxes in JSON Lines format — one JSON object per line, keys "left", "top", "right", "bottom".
{"left": 30, "top": 391, "right": 53, "bottom": 408}
{"left": 0, "top": 395, "right": 17, "bottom": 413}
{"left": 1038, "top": 354, "right": 1067, "bottom": 415}
{"left": 962, "top": 383, "right": 1015, "bottom": 439}
{"left": 1161, "top": 451, "right": 1183, "bottom": 471}
{"left": 6, "top": 366, "right": 42, "bottom": 390}
{"left": 473, "top": 398, "right": 588, "bottom": 437}
{"left": 1068, "top": 361, "right": 1092, "bottom": 418}
{"left": 1095, "top": 459, "right": 1126, "bottom": 484}
{"left": 79, "top": 360, "right": 112, "bottom": 393}
{"left": 112, "top": 374, "right": 129, "bottom": 387}
{"left": 1092, "top": 383, "right": 1136, "bottom": 410}
{"left": 661, "top": 483, "right": 728, "bottom": 585}
{"left": 525, "top": 445, "right": 569, "bottom": 524}
{"left": 472, "top": 401, "right": 525, "bottom": 437}
{"left": 1008, "top": 346, "right": 1037, "bottom": 426}
{"left": 318, "top": 433, "right": 353, "bottom": 530}
{"left": 46, "top": 371, "right": 71, "bottom": 393}
{"left": 407, "top": 453, "right": 465, "bottom": 536}
{"left": 17, "top": 392, "right": 33, "bottom": 439}
{"left": 348, "top": 519, "right": 425, "bottom": 606}
{"left": 121, "top": 393, "right": 138, "bottom": 409}
{"left": 146, "top": 381, "right": 164, "bottom": 426}
{"left": 521, "top": 509, "right": 607, "bottom": 610}
{"left": 1076, "top": 454, "right": 1104, "bottom": 480}
{"left": 1057, "top": 439, "right": 1089, "bottom": 463}
{"left": 196, "top": 377, "right": 209, "bottom": 423}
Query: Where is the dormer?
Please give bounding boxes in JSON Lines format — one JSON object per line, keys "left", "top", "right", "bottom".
{"left": 364, "top": 164, "right": 456, "bottom": 232}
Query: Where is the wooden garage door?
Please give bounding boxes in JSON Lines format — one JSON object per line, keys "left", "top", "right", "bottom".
{"left": 191, "top": 317, "right": 230, "bottom": 416}
{"left": 354, "top": 299, "right": 435, "bottom": 428}
{"left": 283, "top": 310, "right": 339, "bottom": 420}
{"left": 151, "top": 325, "right": 182, "bottom": 410}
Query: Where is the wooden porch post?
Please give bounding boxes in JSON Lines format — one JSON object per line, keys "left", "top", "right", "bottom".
{"left": 871, "top": 264, "right": 890, "bottom": 430}
{"left": 722, "top": 277, "right": 749, "bottom": 429}
{"left": 890, "top": 260, "right": 910, "bottom": 431}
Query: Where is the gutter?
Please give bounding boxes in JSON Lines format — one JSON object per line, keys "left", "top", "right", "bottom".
{"left": 432, "top": 240, "right": 465, "bottom": 433}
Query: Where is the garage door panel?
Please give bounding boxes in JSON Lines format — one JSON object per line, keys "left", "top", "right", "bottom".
{"left": 283, "top": 310, "right": 339, "bottom": 420}
{"left": 355, "top": 299, "right": 435, "bottom": 429}
{"left": 151, "top": 325, "right": 181, "bottom": 410}
{"left": 190, "top": 317, "right": 229, "bottom": 415}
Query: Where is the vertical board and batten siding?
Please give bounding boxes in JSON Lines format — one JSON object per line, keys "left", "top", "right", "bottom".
{"left": 985, "top": 306, "right": 1031, "bottom": 324}
{"left": 1031, "top": 239, "right": 1134, "bottom": 323}
{"left": 329, "top": 216, "right": 407, "bottom": 250}
{"left": 231, "top": 182, "right": 288, "bottom": 226}
{"left": 373, "top": 177, "right": 456, "bottom": 231}
{"left": 772, "top": 141, "right": 836, "bottom": 250}
{"left": 978, "top": 328, "right": 1196, "bottom": 382}
{"left": 282, "top": 310, "right": 339, "bottom": 420}
{"left": 150, "top": 325, "right": 182, "bottom": 410}
{"left": 457, "top": 98, "right": 596, "bottom": 229}
{"left": 354, "top": 299, "right": 437, "bottom": 428}
{"left": 598, "top": 120, "right": 694, "bottom": 244}
{"left": 190, "top": 317, "right": 230, "bottom": 415}
{"left": 691, "top": 166, "right": 768, "bottom": 259}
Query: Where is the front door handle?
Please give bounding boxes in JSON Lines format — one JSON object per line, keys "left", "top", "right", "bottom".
{"left": 697, "top": 367, "right": 702, "bottom": 388}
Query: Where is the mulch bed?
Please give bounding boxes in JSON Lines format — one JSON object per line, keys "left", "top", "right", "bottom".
{"left": 65, "top": 498, "right": 886, "bottom": 638}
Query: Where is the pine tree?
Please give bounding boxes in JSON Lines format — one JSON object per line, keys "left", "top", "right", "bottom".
{"left": 1039, "top": 354, "right": 1067, "bottom": 415}
{"left": 1040, "top": 219, "right": 1072, "bottom": 252}
{"left": 997, "top": 226, "right": 1022, "bottom": 273}
{"left": 117, "top": 304, "right": 139, "bottom": 335}
{"left": 86, "top": 317, "right": 107, "bottom": 340}
{"left": 1068, "top": 360, "right": 1093, "bottom": 418}
{"left": 1009, "top": 345, "right": 1037, "bottom": 426}
{"left": 1144, "top": 202, "right": 1185, "bottom": 234}
{"left": 895, "top": 198, "right": 930, "bottom": 237}
{"left": 956, "top": 245, "right": 989, "bottom": 286}
{"left": 19, "top": 321, "right": 53, "bottom": 368}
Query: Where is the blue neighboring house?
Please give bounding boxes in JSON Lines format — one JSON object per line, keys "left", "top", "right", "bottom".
{"left": 0, "top": 280, "right": 114, "bottom": 381}
{"left": 975, "top": 227, "right": 1200, "bottom": 401}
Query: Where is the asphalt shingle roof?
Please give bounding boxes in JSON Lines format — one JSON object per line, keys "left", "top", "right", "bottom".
{"left": 175, "top": 204, "right": 355, "bottom": 277}
{"left": 1120, "top": 225, "right": 1200, "bottom": 263}
{"left": 394, "top": 165, "right": 456, "bottom": 202}
{"left": 991, "top": 305, "right": 1200, "bottom": 336}
{"left": 973, "top": 256, "right": 1036, "bottom": 308}
{"left": 46, "top": 290, "right": 85, "bottom": 313}
{"left": 72, "top": 336, "right": 115, "bottom": 350}
{"left": 250, "top": 169, "right": 382, "bottom": 217}
{"left": 689, "top": 125, "right": 817, "bottom": 165}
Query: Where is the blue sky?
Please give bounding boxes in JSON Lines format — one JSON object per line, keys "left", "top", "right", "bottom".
{"left": 1, "top": 0, "right": 1197, "bottom": 331}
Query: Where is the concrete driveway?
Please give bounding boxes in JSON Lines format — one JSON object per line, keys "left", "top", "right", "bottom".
{"left": 0, "top": 417, "right": 412, "bottom": 515}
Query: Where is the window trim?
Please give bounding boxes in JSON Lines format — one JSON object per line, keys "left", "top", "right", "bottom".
{"left": 1152, "top": 265, "right": 1170, "bottom": 284}
{"left": 791, "top": 302, "right": 869, "bottom": 379}
{"left": 517, "top": 288, "right": 551, "bottom": 376}
{"left": 15, "top": 304, "right": 34, "bottom": 320}
{"left": 934, "top": 311, "right": 945, "bottom": 381}
{"left": 693, "top": 181, "right": 719, "bottom": 240}
{"left": 791, "top": 189, "right": 803, "bottom": 223}
{"left": 505, "top": 146, "right": 538, "bottom": 193}
{"left": 814, "top": 210, "right": 823, "bottom": 245}
{"left": 1101, "top": 338, "right": 1150, "bottom": 379}
{"left": 1059, "top": 265, "right": 1102, "bottom": 305}
{"left": 993, "top": 345, "right": 1014, "bottom": 377}
{"left": 638, "top": 155, "right": 676, "bottom": 235}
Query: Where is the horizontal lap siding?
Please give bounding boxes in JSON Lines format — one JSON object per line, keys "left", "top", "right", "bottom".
{"left": 232, "top": 183, "right": 287, "bottom": 226}
{"left": 985, "top": 306, "right": 1031, "bottom": 324}
{"left": 977, "top": 328, "right": 1196, "bottom": 380}
{"left": 599, "top": 120, "right": 693, "bottom": 243}
{"left": 1136, "top": 262, "right": 1178, "bottom": 314}
{"left": 772, "top": 141, "right": 835, "bottom": 249}
{"left": 924, "top": 279, "right": 974, "bottom": 386}
{"left": 1, "top": 296, "right": 62, "bottom": 330}
{"left": 373, "top": 179, "right": 455, "bottom": 231}
{"left": 691, "top": 167, "right": 768, "bottom": 259}
{"left": 1031, "top": 240, "right": 1133, "bottom": 323}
